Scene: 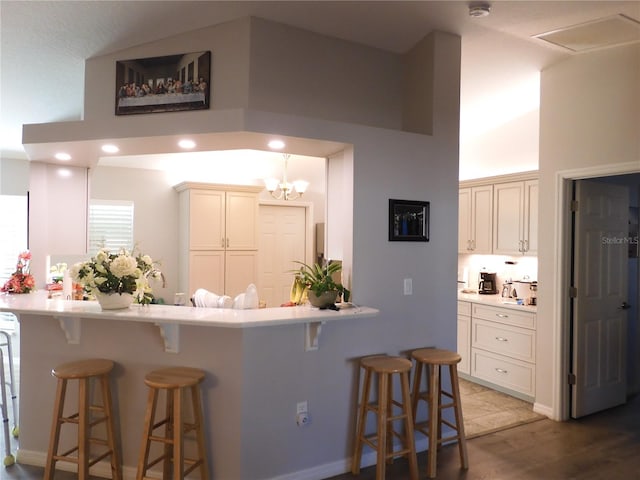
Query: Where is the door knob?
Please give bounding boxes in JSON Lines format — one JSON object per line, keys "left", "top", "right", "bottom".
{"left": 620, "top": 302, "right": 631, "bottom": 310}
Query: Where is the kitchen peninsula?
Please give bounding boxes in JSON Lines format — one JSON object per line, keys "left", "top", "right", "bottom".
{"left": 0, "top": 292, "right": 378, "bottom": 479}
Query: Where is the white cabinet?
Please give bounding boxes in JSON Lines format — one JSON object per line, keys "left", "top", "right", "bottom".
{"left": 457, "top": 301, "right": 471, "bottom": 375}
{"left": 176, "top": 183, "right": 263, "bottom": 298}
{"left": 469, "top": 303, "right": 536, "bottom": 398}
{"left": 492, "top": 180, "right": 538, "bottom": 255}
{"left": 458, "top": 185, "right": 493, "bottom": 254}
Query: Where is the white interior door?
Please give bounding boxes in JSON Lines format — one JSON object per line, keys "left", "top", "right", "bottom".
{"left": 258, "top": 205, "right": 307, "bottom": 308}
{"left": 571, "top": 180, "right": 629, "bottom": 418}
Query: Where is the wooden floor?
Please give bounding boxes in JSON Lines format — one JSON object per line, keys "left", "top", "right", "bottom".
{"left": 3, "top": 395, "right": 639, "bottom": 479}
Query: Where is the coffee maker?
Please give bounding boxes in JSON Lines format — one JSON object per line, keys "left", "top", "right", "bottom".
{"left": 478, "top": 272, "right": 498, "bottom": 294}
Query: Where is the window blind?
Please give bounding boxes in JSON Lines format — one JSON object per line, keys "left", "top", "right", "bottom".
{"left": 0, "top": 195, "right": 28, "bottom": 283}
{"left": 88, "top": 200, "right": 134, "bottom": 255}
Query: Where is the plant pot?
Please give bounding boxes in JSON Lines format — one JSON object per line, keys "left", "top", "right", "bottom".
{"left": 95, "top": 292, "right": 134, "bottom": 310}
{"left": 307, "top": 290, "right": 338, "bottom": 308}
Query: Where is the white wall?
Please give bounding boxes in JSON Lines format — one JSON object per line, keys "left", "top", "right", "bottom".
{"left": 537, "top": 43, "right": 640, "bottom": 418}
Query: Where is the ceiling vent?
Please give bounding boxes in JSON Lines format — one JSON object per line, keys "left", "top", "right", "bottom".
{"left": 534, "top": 14, "right": 640, "bottom": 53}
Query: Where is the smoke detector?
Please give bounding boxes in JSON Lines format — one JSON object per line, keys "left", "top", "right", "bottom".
{"left": 469, "top": 3, "right": 491, "bottom": 18}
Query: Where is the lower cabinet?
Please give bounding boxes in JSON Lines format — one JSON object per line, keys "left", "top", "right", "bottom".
{"left": 457, "top": 301, "right": 471, "bottom": 375}
{"left": 458, "top": 301, "right": 536, "bottom": 399}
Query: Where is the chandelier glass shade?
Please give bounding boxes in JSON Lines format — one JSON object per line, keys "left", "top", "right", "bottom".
{"left": 264, "top": 154, "right": 309, "bottom": 201}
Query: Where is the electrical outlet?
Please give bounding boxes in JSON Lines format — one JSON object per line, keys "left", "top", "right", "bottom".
{"left": 296, "top": 401, "right": 308, "bottom": 414}
{"left": 404, "top": 278, "right": 412, "bottom": 295}
{"left": 296, "top": 412, "right": 311, "bottom": 426}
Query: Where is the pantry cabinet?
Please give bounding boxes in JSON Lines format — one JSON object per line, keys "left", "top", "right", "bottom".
{"left": 176, "top": 183, "right": 263, "bottom": 298}
{"left": 493, "top": 180, "right": 538, "bottom": 255}
{"left": 458, "top": 185, "right": 493, "bottom": 254}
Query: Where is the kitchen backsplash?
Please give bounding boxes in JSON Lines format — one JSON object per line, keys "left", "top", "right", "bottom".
{"left": 458, "top": 254, "right": 538, "bottom": 292}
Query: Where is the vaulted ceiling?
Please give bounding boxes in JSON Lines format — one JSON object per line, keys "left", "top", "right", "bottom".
{"left": 1, "top": 1, "right": 638, "bottom": 176}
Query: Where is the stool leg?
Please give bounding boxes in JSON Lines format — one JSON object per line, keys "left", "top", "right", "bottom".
{"left": 351, "top": 367, "right": 372, "bottom": 475}
{"left": 78, "top": 377, "right": 90, "bottom": 480}
{"left": 385, "top": 376, "right": 393, "bottom": 465}
{"left": 172, "top": 387, "right": 184, "bottom": 480}
{"left": 44, "top": 378, "right": 67, "bottom": 480}
{"left": 426, "top": 365, "right": 439, "bottom": 479}
{"left": 400, "top": 371, "right": 419, "bottom": 480}
{"left": 410, "top": 361, "right": 423, "bottom": 423}
{"left": 0, "top": 332, "right": 18, "bottom": 437}
{"left": 0, "top": 348, "right": 13, "bottom": 465}
{"left": 136, "top": 387, "right": 158, "bottom": 480}
{"left": 450, "top": 365, "right": 469, "bottom": 470}
{"left": 376, "top": 372, "right": 388, "bottom": 480}
{"left": 100, "top": 374, "right": 123, "bottom": 480}
{"left": 190, "top": 384, "right": 210, "bottom": 479}
{"left": 164, "top": 389, "right": 175, "bottom": 479}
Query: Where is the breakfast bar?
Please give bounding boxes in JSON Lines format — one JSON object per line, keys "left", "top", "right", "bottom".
{"left": 0, "top": 292, "right": 379, "bottom": 479}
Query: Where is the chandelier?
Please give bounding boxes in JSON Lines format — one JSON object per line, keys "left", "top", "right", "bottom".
{"left": 264, "top": 154, "right": 309, "bottom": 201}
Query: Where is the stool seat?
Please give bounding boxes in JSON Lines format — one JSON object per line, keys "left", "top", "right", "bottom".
{"left": 144, "top": 367, "right": 205, "bottom": 389}
{"left": 44, "top": 358, "right": 122, "bottom": 480}
{"left": 352, "top": 355, "right": 418, "bottom": 480}
{"left": 411, "top": 347, "right": 468, "bottom": 478}
{"left": 137, "top": 366, "right": 209, "bottom": 480}
{"left": 361, "top": 356, "right": 412, "bottom": 374}
{"left": 411, "top": 348, "right": 461, "bottom": 365}
{"left": 52, "top": 358, "right": 114, "bottom": 379}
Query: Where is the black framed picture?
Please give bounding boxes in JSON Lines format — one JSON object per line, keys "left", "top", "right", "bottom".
{"left": 115, "top": 51, "right": 211, "bottom": 115}
{"left": 389, "top": 199, "right": 429, "bottom": 242}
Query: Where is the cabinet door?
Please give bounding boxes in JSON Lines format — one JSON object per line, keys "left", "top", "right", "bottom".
{"left": 189, "top": 190, "right": 225, "bottom": 250}
{"left": 493, "top": 182, "right": 524, "bottom": 255}
{"left": 458, "top": 189, "right": 472, "bottom": 253}
{"left": 471, "top": 185, "right": 493, "bottom": 254}
{"left": 225, "top": 250, "right": 258, "bottom": 298}
{"left": 188, "top": 251, "right": 224, "bottom": 297}
{"left": 523, "top": 180, "right": 538, "bottom": 255}
{"left": 457, "top": 313, "right": 471, "bottom": 375}
{"left": 226, "top": 192, "right": 258, "bottom": 250}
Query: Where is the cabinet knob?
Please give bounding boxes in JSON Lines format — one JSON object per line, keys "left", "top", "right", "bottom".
{"left": 495, "top": 336, "right": 508, "bottom": 342}
{"left": 495, "top": 368, "right": 508, "bottom": 374}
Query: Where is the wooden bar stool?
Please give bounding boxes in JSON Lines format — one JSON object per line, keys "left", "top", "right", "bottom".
{"left": 410, "top": 348, "right": 468, "bottom": 478}
{"left": 137, "top": 367, "right": 209, "bottom": 480}
{"left": 352, "top": 355, "right": 418, "bottom": 480}
{"left": 44, "top": 358, "right": 122, "bottom": 480}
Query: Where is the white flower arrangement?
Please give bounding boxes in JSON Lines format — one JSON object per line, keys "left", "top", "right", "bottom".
{"left": 70, "top": 248, "right": 163, "bottom": 305}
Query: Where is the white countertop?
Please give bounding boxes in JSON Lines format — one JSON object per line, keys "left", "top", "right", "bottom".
{"left": 0, "top": 291, "right": 379, "bottom": 328}
{"left": 457, "top": 291, "right": 537, "bottom": 313}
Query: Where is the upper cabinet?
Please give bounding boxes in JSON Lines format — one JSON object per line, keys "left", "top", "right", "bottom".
{"left": 458, "top": 185, "right": 493, "bottom": 254}
{"left": 493, "top": 180, "right": 538, "bottom": 255}
{"left": 459, "top": 172, "right": 538, "bottom": 256}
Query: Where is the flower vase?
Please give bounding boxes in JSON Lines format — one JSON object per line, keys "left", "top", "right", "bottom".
{"left": 95, "top": 292, "right": 134, "bottom": 310}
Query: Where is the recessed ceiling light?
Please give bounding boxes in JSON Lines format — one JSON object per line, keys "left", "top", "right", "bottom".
{"left": 101, "top": 144, "right": 119, "bottom": 154}
{"left": 268, "top": 139, "right": 285, "bottom": 150}
{"left": 54, "top": 152, "right": 71, "bottom": 161}
{"left": 178, "top": 139, "right": 196, "bottom": 149}
{"left": 469, "top": 3, "right": 491, "bottom": 18}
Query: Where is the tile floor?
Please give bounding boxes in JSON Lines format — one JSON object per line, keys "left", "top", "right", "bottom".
{"left": 458, "top": 378, "right": 544, "bottom": 438}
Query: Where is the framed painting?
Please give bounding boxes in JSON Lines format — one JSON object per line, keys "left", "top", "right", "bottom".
{"left": 115, "top": 51, "right": 211, "bottom": 115}
{"left": 389, "top": 199, "right": 430, "bottom": 242}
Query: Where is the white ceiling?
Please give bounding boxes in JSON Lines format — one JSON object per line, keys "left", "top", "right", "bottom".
{"left": 1, "top": 1, "right": 639, "bottom": 171}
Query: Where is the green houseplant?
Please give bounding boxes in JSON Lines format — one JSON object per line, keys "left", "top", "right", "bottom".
{"left": 291, "top": 260, "right": 350, "bottom": 308}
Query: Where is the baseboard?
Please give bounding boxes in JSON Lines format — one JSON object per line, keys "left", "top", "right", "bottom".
{"left": 16, "top": 437, "right": 434, "bottom": 480}
{"left": 533, "top": 402, "right": 553, "bottom": 418}
{"left": 16, "top": 449, "right": 150, "bottom": 480}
